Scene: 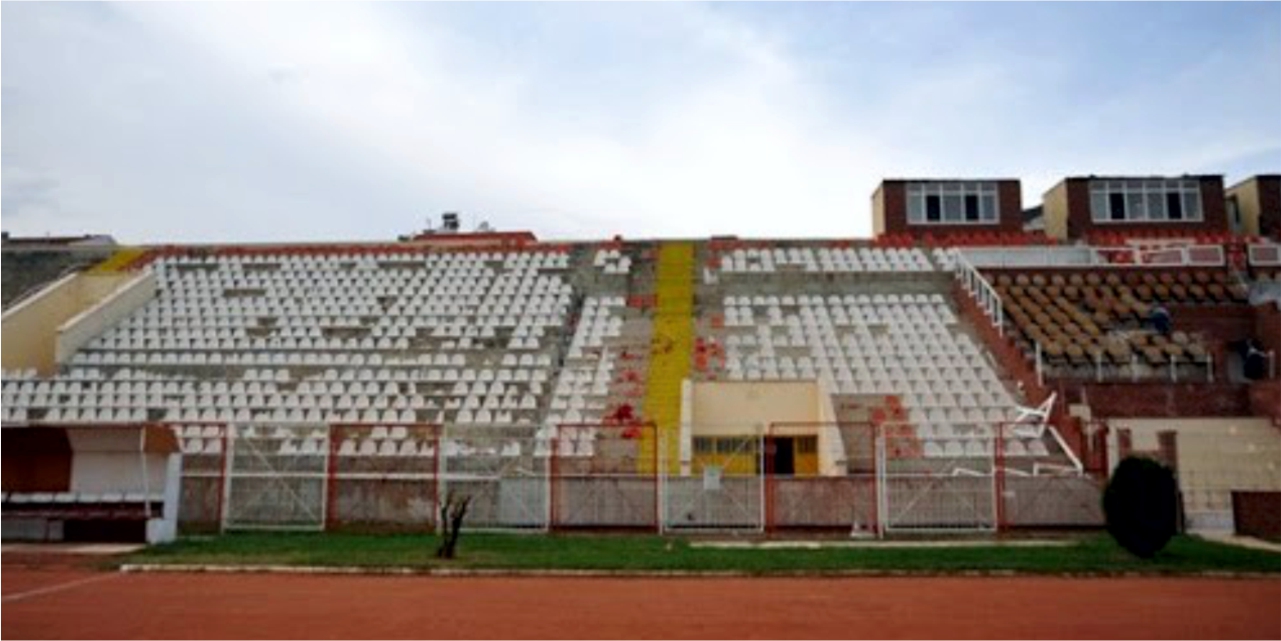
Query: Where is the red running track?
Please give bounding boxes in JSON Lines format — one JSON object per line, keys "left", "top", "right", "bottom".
{"left": 3, "top": 567, "right": 1279, "bottom": 639}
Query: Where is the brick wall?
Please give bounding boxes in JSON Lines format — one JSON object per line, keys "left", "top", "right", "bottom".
{"left": 1257, "top": 177, "right": 1281, "bottom": 240}
{"left": 1064, "top": 176, "right": 1230, "bottom": 240}
{"left": 878, "top": 180, "right": 1023, "bottom": 236}
{"left": 1080, "top": 382, "right": 1252, "bottom": 417}
{"left": 1232, "top": 491, "right": 1281, "bottom": 538}
{"left": 1248, "top": 380, "right": 1281, "bottom": 423}
{"left": 1254, "top": 302, "right": 1281, "bottom": 358}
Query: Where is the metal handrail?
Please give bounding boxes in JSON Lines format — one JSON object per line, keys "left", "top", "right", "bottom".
{"left": 953, "top": 251, "right": 1004, "bottom": 336}
{"left": 1248, "top": 243, "right": 1281, "bottom": 267}
{"left": 956, "top": 244, "right": 1228, "bottom": 269}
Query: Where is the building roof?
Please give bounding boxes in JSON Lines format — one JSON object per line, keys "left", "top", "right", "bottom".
{"left": 1058, "top": 174, "right": 1223, "bottom": 182}
{"left": 878, "top": 178, "right": 1020, "bottom": 184}
{"left": 1225, "top": 174, "right": 1281, "bottom": 191}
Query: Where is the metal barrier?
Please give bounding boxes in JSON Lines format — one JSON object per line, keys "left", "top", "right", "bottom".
{"left": 168, "top": 418, "right": 1105, "bottom": 534}
{"left": 172, "top": 422, "right": 229, "bottom": 531}
{"left": 764, "top": 422, "right": 877, "bottom": 535}
{"left": 954, "top": 252, "right": 1004, "bottom": 336}
{"left": 999, "top": 472, "right": 1104, "bottom": 528}
{"left": 222, "top": 423, "right": 329, "bottom": 531}
{"left": 328, "top": 422, "right": 439, "bottom": 531}
{"left": 960, "top": 244, "right": 1227, "bottom": 269}
{"left": 878, "top": 423, "right": 998, "bottom": 532}
{"left": 1247, "top": 243, "right": 1281, "bottom": 267}
{"left": 549, "top": 422, "right": 658, "bottom": 531}
{"left": 660, "top": 425, "right": 765, "bottom": 533}
{"left": 438, "top": 423, "right": 547, "bottom": 532}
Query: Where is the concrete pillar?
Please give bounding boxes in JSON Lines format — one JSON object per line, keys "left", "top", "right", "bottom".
{"left": 1156, "top": 430, "right": 1180, "bottom": 474}
{"left": 1116, "top": 428, "right": 1133, "bottom": 462}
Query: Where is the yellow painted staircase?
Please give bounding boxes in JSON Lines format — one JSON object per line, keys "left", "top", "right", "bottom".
{"left": 641, "top": 242, "right": 696, "bottom": 474}
{"left": 88, "top": 247, "right": 147, "bottom": 273}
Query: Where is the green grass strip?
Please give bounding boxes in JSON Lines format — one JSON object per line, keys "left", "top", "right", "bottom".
{"left": 122, "top": 532, "right": 1281, "bottom": 576}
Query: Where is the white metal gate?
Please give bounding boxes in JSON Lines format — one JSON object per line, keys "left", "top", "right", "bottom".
{"left": 222, "top": 423, "right": 329, "bottom": 531}
{"left": 876, "top": 425, "right": 997, "bottom": 533}
{"left": 660, "top": 432, "right": 764, "bottom": 532}
{"left": 438, "top": 424, "right": 548, "bottom": 531}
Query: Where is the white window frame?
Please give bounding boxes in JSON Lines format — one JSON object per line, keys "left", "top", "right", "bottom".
{"left": 1088, "top": 179, "right": 1204, "bottom": 224}
{"left": 906, "top": 182, "right": 1001, "bottom": 226}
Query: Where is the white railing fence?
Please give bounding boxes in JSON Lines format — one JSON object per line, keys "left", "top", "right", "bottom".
{"left": 956, "top": 244, "right": 1227, "bottom": 269}
{"left": 953, "top": 251, "right": 1004, "bottom": 336}
{"left": 1248, "top": 243, "right": 1281, "bottom": 267}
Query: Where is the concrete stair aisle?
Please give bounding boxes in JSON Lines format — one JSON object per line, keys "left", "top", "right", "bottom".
{"left": 89, "top": 247, "right": 147, "bottom": 273}
{"left": 641, "top": 242, "right": 695, "bottom": 473}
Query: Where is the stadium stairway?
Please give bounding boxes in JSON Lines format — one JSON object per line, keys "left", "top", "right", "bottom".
{"left": 641, "top": 241, "right": 695, "bottom": 473}
{"left": 87, "top": 247, "right": 147, "bottom": 273}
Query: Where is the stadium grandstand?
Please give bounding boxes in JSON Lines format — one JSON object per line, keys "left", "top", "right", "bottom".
{"left": 2, "top": 173, "right": 1279, "bottom": 544}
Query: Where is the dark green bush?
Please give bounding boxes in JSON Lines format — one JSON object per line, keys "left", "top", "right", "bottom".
{"left": 1103, "top": 456, "right": 1180, "bottom": 558}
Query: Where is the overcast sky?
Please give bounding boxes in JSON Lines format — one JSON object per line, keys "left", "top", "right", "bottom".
{"left": 2, "top": 2, "right": 1279, "bottom": 243}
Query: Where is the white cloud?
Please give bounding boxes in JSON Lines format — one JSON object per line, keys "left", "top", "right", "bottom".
{"left": 3, "top": 3, "right": 1278, "bottom": 243}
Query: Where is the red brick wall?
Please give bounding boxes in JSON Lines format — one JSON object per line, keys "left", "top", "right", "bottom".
{"left": 1, "top": 429, "right": 72, "bottom": 493}
{"left": 1232, "top": 491, "right": 1281, "bottom": 538}
{"left": 1080, "top": 382, "right": 1252, "bottom": 417}
{"left": 1257, "top": 177, "right": 1281, "bottom": 240}
{"left": 1254, "top": 303, "right": 1281, "bottom": 358}
{"left": 998, "top": 181, "right": 1024, "bottom": 228}
{"left": 878, "top": 180, "right": 1023, "bottom": 236}
{"left": 1065, "top": 177, "right": 1230, "bottom": 239}
{"left": 1248, "top": 380, "right": 1281, "bottom": 422}
{"left": 880, "top": 182, "right": 907, "bottom": 234}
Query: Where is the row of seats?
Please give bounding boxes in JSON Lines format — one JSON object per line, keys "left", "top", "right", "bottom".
{"left": 7, "top": 389, "right": 545, "bottom": 409}
{"left": 546, "top": 296, "right": 645, "bottom": 429}
{"left": 3, "top": 369, "right": 554, "bottom": 402}
{"left": 179, "top": 434, "right": 604, "bottom": 459}
{"left": 990, "top": 270, "right": 1232, "bottom": 373}
{"left": 711, "top": 293, "right": 1017, "bottom": 414}
{"left": 593, "top": 248, "right": 633, "bottom": 275}
{"left": 717, "top": 247, "right": 935, "bottom": 273}
{"left": 7, "top": 245, "right": 609, "bottom": 431}
{"left": 2, "top": 492, "right": 164, "bottom": 504}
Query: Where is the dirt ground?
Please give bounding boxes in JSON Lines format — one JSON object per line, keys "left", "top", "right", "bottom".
{"left": 3, "top": 561, "right": 1279, "bottom": 639}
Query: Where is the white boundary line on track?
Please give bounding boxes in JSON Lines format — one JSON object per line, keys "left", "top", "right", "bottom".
{"left": 2, "top": 573, "right": 123, "bottom": 604}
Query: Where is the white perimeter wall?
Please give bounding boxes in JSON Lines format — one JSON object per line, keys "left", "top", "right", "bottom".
{"left": 65, "top": 428, "right": 168, "bottom": 494}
